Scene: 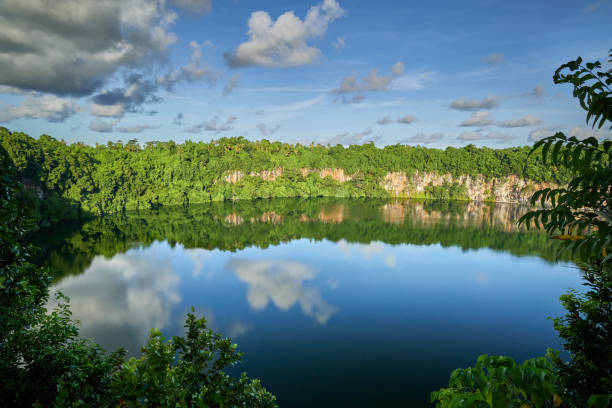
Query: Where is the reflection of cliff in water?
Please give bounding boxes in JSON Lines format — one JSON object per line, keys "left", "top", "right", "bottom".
{"left": 36, "top": 198, "right": 564, "bottom": 280}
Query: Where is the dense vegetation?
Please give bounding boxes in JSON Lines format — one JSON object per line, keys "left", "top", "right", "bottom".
{"left": 0, "top": 128, "right": 570, "bottom": 226}
{"left": 432, "top": 50, "right": 612, "bottom": 407}
{"left": 0, "top": 148, "right": 276, "bottom": 407}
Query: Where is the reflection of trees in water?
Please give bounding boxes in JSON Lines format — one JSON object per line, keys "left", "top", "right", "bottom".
{"left": 381, "top": 200, "right": 526, "bottom": 232}
{"left": 227, "top": 259, "right": 336, "bottom": 324}
{"left": 37, "top": 198, "right": 563, "bottom": 280}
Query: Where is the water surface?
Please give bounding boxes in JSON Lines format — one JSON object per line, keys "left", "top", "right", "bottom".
{"left": 43, "top": 199, "right": 581, "bottom": 407}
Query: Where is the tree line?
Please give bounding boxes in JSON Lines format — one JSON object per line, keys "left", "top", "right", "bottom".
{"left": 0, "top": 128, "right": 569, "bottom": 226}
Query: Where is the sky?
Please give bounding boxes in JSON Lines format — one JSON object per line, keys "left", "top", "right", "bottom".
{"left": 0, "top": 0, "right": 610, "bottom": 148}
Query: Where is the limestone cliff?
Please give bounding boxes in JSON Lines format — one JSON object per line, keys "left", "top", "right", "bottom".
{"left": 223, "top": 168, "right": 549, "bottom": 204}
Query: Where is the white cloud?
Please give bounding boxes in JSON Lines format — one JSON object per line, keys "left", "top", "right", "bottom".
{"left": 459, "top": 110, "right": 493, "bottom": 127}
{"left": 483, "top": 53, "right": 504, "bottom": 65}
{"left": 498, "top": 115, "right": 543, "bottom": 128}
{"left": 450, "top": 96, "right": 499, "bottom": 111}
{"left": 90, "top": 103, "right": 124, "bottom": 118}
{"left": 332, "top": 37, "right": 345, "bottom": 49}
{"left": 0, "top": 94, "right": 77, "bottom": 123}
{"left": 225, "top": 0, "right": 345, "bottom": 67}
{"left": 228, "top": 259, "right": 336, "bottom": 324}
{"left": 334, "top": 62, "right": 404, "bottom": 95}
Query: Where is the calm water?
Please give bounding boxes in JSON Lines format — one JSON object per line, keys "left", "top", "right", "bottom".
{"left": 42, "top": 199, "right": 581, "bottom": 407}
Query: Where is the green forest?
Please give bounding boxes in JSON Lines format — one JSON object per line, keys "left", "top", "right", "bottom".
{"left": 0, "top": 127, "right": 569, "bottom": 227}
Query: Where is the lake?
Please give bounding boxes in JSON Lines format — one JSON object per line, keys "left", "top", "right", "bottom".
{"left": 41, "top": 198, "right": 581, "bottom": 407}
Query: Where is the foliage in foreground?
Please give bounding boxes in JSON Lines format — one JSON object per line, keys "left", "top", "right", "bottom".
{"left": 433, "top": 49, "right": 612, "bottom": 407}
{"left": 430, "top": 355, "right": 560, "bottom": 408}
{"left": 0, "top": 151, "right": 275, "bottom": 407}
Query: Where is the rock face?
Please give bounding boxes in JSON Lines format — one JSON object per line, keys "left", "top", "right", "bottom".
{"left": 223, "top": 168, "right": 551, "bottom": 204}
{"left": 382, "top": 171, "right": 553, "bottom": 205}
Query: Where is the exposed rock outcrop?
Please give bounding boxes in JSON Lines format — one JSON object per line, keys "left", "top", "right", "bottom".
{"left": 382, "top": 171, "right": 552, "bottom": 205}
{"left": 223, "top": 168, "right": 550, "bottom": 205}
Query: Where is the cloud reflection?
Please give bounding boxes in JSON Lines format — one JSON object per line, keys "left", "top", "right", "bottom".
{"left": 50, "top": 243, "right": 181, "bottom": 354}
{"left": 228, "top": 259, "right": 336, "bottom": 324}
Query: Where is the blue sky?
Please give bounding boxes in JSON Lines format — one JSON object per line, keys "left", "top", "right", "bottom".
{"left": 0, "top": 0, "right": 610, "bottom": 147}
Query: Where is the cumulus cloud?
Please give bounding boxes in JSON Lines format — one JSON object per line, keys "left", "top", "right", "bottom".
{"left": 399, "top": 133, "right": 443, "bottom": 144}
{"left": 450, "top": 96, "right": 499, "bottom": 111}
{"left": 459, "top": 110, "right": 493, "bottom": 127}
{"left": 186, "top": 115, "right": 236, "bottom": 134}
{"left": 228, "top": 258, "right": 336, "bottom": 324}
{"left": 256, "top": 123, "right": 280, "bottom": 137}
{"left": 498, "top": 115, "right": 543, "bottom": 127}
{"left": 223, "top": 74, "right": 240, "bottom": 96}
{"left": 483, "top": 53, "right": 504, "bottom": 65}
{"left": 335, "top": 66, "right": 402, "bottom": 94}
{"left": 172, "top": 0, "right": 212, "bottom": 14}
{"left": 333, "top": 62, "right": 405, "bottom": 103}
{"left": 90, "top": 103, "right": 124, "bottom": 118}
{"left": 0, "top": 94, "right": 77, "bottom": 123}
{"left": 332, "top": 37, "right": 345, "bottom": 49}
{"left": 0, "top": 0, "right": 178, "bottom": 96}
{"left": 225, "top": 0, "right": 345, "bottom": 68}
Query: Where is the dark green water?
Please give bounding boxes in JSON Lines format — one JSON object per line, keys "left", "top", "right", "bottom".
{"left": 40, "top": 199, "right": 580, "bottom": 407}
